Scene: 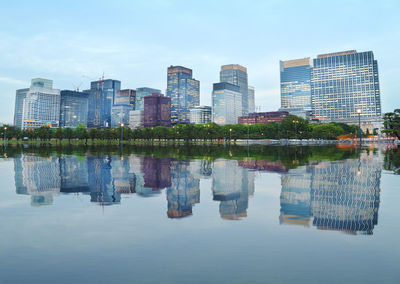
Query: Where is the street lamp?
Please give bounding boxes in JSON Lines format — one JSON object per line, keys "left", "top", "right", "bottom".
{"left": 229, "top": 128, "right": 232, "bottom": 142}
{"left": 356, "top": 108, "right": 362, "bottom": 144}
{"left": 120, "top": 123, "right": 124, "bottom": 144}
{"left": 292, "top": 120, "right": 299, "bottom": 139}
{"left": 3, "top": 126, "right": 7, "bottom": 144}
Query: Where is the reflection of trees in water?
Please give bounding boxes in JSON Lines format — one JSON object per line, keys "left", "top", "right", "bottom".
{"left": 384, "top": 148, "right": 400, "bottom": 174}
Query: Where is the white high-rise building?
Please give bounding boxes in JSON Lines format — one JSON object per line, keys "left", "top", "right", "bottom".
{"left": 212, "top": 82, "right": 242, "bottom": 125}
{"left": 21, "top": 78, "right": 60, "bottom": 130}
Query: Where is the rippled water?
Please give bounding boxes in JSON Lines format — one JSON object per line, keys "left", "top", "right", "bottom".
{"left": 0, "top": 144, "right": 399, "bottom": 283}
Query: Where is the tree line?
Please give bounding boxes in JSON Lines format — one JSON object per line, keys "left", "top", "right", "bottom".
{"left": 1, "top": 115, "right": 364, "bottom": 142}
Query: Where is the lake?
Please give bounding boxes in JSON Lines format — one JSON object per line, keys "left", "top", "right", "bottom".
{"left": 0, "top": 144, "right": 399, "bottom": 283}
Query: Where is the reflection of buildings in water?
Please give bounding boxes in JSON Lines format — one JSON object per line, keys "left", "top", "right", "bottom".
{"left": 212, "top": 159, "right": 255, "bottom": 220}
{"left": 14, "top": 154, "right": 60, "bottom": 206}
{"left": 189, "top": 159, "right": 213, "bottom": 179}
{"left": 60, "top": 156, "right": 89, "bottom": 193}
{"left": 136, "top": 156, "right": 172, "bottom": 196}
{"left": 87, "top": 155, "right": 120, "bottom": 205}
{"left": 279, "top": 153, "right": 382, "bottom": 234}
{"left": 279, "top": 166, "right": 312, "bottom": 226}
{"left": 167, "top": 161, "right": 200, "bottom": 218}
{"left": 310, "top": 154, "right": 382, "bottom": 235}
{"left": 111, "top": 157, "right": 136, "bottom": 194}
{"left": 239, "top": 159, "right": 288, "bottom": 174}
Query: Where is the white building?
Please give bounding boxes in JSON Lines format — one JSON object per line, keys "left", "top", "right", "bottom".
{"left": 189, "top": 105, "right": 211, "bottom": 124}
{"left": 129, "top": 110, "right": 144, "bottom": 129}
{"left": 21, "top": 78, "right": 60, "bottom": 130}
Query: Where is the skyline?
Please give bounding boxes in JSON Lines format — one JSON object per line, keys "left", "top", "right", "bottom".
{"left": 1, "top": 0, "right": 400, "bottom": 123}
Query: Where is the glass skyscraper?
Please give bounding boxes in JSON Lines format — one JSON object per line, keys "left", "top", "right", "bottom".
{"left": 166, "top": 66, "right": 200, "bottom": 124}
{"left": 212, "top": 82, "right": 242, "bottom": 125}
{"left": 189, "top": 105, "right": 212, "bottom": 124}
{"left": 13, "top": 88, "right": 29, "bottom": 128}
{"left": 135, "top": 87, "right": 161, "bottom": 111}
{"left": 248, "top": 86, "right": 255, "bottom": 113}
{"left": 87, "top": 79, "right": 121, "bottom": 128}
{"left": 220, "top": 64, "right": 248, "bottom": 116}
{"left": 280, "top": 58, "right": 312, "bottom": 112}
{"left": 60, "top": 90, "right": 89, "bottom": 128}
{"left": 311, "top": 50, "right": 381, "bottom": 124}
{"left": 115, "top": 89, "right": 136, "bottom": 108}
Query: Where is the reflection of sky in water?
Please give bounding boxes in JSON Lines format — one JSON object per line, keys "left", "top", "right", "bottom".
{"left": 0, "top": 147, "right": 399, "bottom": 284}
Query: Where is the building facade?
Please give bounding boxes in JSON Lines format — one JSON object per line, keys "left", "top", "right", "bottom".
{"left": 143, "top": 93, "right": 171, "bottom": 127}
{"left": 111, "top": 105, "right": 133, "bottom": 127}
{"left": 189, "top": 105, "right": 212, "bottom": 124}
{"left": 238, "top": 111, "right": 288, "bottom": 125}
{"left": 59, "top": 90, "right": 89, "bottom": 128}
{"left": 212, "top": 82, "right": 242, "bottom": 125}
{"left": 129, "top": 110, "right": 144, "bottom": 129}
{"left": 135, "top": 87, "right": 161, "bottom": 111}
{"left": 311, "top": 50, "right": 381, "bottom": 124}
{"left": 13, "top": 88, "right": 29, "bottom": 128}
{"left": 220, "top": 64, "right": 248, "bottom": 116}
{"left": 280, "top": 58, "right": 312, "bottom": 112}
{"left": 248, "top": 86, "right": 255, "bottom": 113}
{"left": 87, "top": 79, "right": 121, "bottom": 128}
{"left": 22, "top": 78, "right": 61, "bottom": 130}
{"left": 115, "top": 89, "right": 136, "bottom": 108}
{"left": 166, "top": 66, "right": 200, "bottom": 124}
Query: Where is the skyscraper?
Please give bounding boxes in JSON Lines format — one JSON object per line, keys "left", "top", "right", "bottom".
{"left": 22, "top": 78, "right": 61, "bottom": 130}
{"left": 248, "top": 85, "right": 255, "bottom": 113}
{"left": 111, "top": 105, "right": 133, "bottom": 127}
{"left": 189, "top": 105, "right": 212, "bottom": 124}
{"left": 212, "top": 82, "right": 242, "bottom": 125}
{"left": 13, "top": 88, "right": 29, "bottom": 128}
{"left": 60, "top": 90, "right": 89, "bottom": 128}
{"left": 311, "top": 50, "right": 381, "bottom": 126}
{"left": 87, "top": 79, "right": 121, "bottom": 128}
{"left": 280, "top": 58, "right": 312, "bottom": 112}
{"left": 115, "top": 89, "right": 136, "bottom": 108}
{"left": 220, "top": 64, "right": 248, "bottom": 116}
{"left": 135, "top": 87, "right": 161, "bottom": 111}
{"left": 143, "top": 93, "right": 171, "bottom": 127}
{"left": 166, "top": 66, "right": 200, "bottom": 124}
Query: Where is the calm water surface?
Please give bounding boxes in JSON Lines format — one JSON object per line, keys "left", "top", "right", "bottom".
{"left": 0, "top": 144, "right": 399, "bottom": 284}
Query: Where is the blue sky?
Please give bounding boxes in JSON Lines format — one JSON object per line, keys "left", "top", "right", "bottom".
{"left": 0, "top": 0, "right": 399, "bottom": 124}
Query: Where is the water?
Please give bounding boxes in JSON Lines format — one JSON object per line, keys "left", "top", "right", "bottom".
{"left": 0, "top": 144, "right": 399, "bottom": 284}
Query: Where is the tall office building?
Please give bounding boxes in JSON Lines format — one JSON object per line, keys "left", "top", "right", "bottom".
{"left": 60, "top": 90, "right": 89, "bottom": 128}
{"left": 13, "top": 88, "right": 29, "bottom": 128}
{"left": 143, "top": 93, "right": 171, "bottom": 127}
{"left": 166, "top": 66, "right": 200, "bottom": 124}
{"left": 135, "top": 87, "right": 161, "bottom": 111}
{"left": 212, "top": 82, "right": 242, "bottom": 125}
{"left": 129, "top": 110, "right": 144, "bottom": 129}
{"left": 115, "top": 89, "right": 136, "bottom": 108}
{"left": 280, "top": 58, "right": 312, "bottom": 113}
{"left": 87, "top": 79, "right": 121, "bottom": 128}
{"left": 111, "top": 105, "right": 133, "bottom": 127}
{"left": 189, "top": 105, "right": 212, "bottom": 124}
{"left": 22, "top": 78, "right": 61, "bottom": 130}
{"left": 248, "top": 86, "right": 255, "bottom": 113}
{"left": 220, "top": 64, "right": 248, "bottom": 116}
{"left": 311, "top": 50, "right": 381, "bottom": 126}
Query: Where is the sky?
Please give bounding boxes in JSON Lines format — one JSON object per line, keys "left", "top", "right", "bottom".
{"left": 0, "top": 0, "right": 399, "bottom": 124}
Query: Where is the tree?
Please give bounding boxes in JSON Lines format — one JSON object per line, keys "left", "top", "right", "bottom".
{"left": 54, "top": 127, "right": 63, "bottom": 142}
{"left": 63, "top": 128, "right": 73, "bottom": 143}
{"left": 383, "top": 109, "right": 400, "bottom": 139}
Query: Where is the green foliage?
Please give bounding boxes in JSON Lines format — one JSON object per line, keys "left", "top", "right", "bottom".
{"left": 383, "top": 109, "right": 400, "bottom": 139}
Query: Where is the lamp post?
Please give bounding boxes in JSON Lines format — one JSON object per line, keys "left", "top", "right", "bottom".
{"left": 292, "top": 120, "right": 298, "bottom": 139}
{"left": 120, "top": 123, "right": 124, "bottom": 144}
{"left": 3, "top": 126, "right": 7, "bottom": 145}
{"left": 229, "top": 128, "right": 232, "bottom": 142}
{"left": 356, "top": 108, "right": 362, "bottom": 144}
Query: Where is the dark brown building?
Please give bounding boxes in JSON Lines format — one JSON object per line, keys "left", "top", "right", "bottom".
{"left": 143, "top": 93, "right": 171, "bottom": 127}
{"left": 238, "top": 111, "right": 288, "bottom": 124}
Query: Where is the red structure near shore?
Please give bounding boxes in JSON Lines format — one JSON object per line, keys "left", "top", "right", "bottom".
{"left": 238, "top": 111, "right": 288, "bottom": 124}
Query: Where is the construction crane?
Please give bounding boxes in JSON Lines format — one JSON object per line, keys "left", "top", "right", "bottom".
{"left": 72, "top": 82, "right": 83, "bottom": 92}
